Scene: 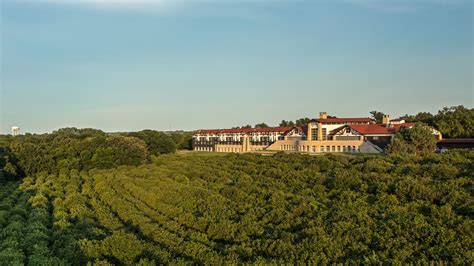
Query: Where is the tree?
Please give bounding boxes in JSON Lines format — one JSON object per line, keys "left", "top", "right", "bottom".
{"left": 434, "top": 105, "right": 474, "bottom": 138}
{"left": 279, "top": 120, "right": 295, "bottom": 127}
{"left": 398, "top": 114, "right": 415, "bottom": 122}
{"left": 370, "top": 111, "right": 385, "bottom": 124}
{"left": 129, "top": 130, "right": 176, "bottom": 155}
{"left": 295, "top": 118, "right": 310, "bottom": 127}
{"left": 91, "top": 135, "right": 149, "bottom": 168}
{"left": 413, "top": 112, "right": 434, "bottom": 126}
{"left": 169, "top": 132, "right": 193, "bottom": 150}
{"left": 254, "top": 123, "right": 269, "bottom": 128}
{"left": 388, "top": 124, "right": 437, "bottom": 155}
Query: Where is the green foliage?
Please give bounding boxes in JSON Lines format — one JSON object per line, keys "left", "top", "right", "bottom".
{"left": 1, "top": 151, "right": 470, "bottom": 264}
{"left": 295, "top": 118, "right": 311, "bottom": 127}
{"left": 254, "top": 123, "right": 269, "bottom": 128}
{"left": 434, "top": 105, "right": 474, "bottom": 138}
{"left": 398, "top": 105, "right": 473, "bottom": 138}
{"left": 169, "top": 131, "right": 193, "bottom": 150}
{"left": 91, "top": 135, "right": 149, "bottom": 169}
{"left": 370, "top": 111, "right": 385, "bottom": 124}
{"left": 388, "top": 124, "right": 438, "bottom": 156}
{"left": 0, "top": 147, "right": 23, "bottom": 183}
{"left": 1, "top": 127, "right": 180, "bottom": 175}
{"left": 128, "top": 130, "right": 177, "bottom": 155}
{"left": 279, "top": 120, "right": 295, "bottom": 127}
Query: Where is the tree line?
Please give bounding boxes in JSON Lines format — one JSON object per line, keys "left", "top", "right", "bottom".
{"left": 0, "top": 128, "right": 192, "bottom": 179}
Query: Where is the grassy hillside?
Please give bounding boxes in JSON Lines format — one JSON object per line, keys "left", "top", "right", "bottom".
{"left": 1, "top": 151, "right": 473, "bottom": 264}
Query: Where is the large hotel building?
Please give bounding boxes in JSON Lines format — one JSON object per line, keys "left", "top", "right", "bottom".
{"left": 192, "top": 112, "right": 442, "bottom": 154}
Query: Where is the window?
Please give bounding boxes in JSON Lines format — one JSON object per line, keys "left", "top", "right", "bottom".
{"left": 337, "top": 146, "right": 341, "bottom": 152}
{"left": 320, "top": 146, "right": 324, "bottom": 152}
{"left": 352, "top": 146, "right": 356, "bottom": 152}
{"left": 322, "top": 128, "right": 327, "bottom": 140}
{"left": 326, "top": 146, "right": 330, "bottom": 152}
{"left": 332, "top": 146, "right": 335, "bottom": 152}
{"left": 312, "top": 146, "right": 316, "bottom": 152}
{"left": 311, "top": 128, "right": 318, "bottom": 140}
{"left": 346, "top": 127, "right": 351, "bottom": 133}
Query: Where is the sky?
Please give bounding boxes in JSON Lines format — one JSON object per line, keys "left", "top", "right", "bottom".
{"left": 0, "top": 0, "right": 472, "bottom": 133}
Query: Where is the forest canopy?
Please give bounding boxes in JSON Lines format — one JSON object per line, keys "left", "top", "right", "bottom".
{"left": 0, "top": 151, "right": 472, "bottom": 264}
{"left": 0, "top": 128, "right": 192, "bottom": 177}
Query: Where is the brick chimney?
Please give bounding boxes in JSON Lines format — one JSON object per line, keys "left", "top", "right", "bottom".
{"left": 382, "top": 114, "right": 390, "bottom": 125}
{"left": 319, "top": 112, "right": 328, "bottom": 119}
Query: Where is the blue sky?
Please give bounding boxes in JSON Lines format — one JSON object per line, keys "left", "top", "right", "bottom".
{"left": 1, "top": 0, "right": 472, "bottom": 133}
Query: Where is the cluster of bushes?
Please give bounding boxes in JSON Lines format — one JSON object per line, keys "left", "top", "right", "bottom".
{"left": 14, "top": 150, "right": 474, "bottom": 264}
{"left": 0, "top": 128, "right": 192, "bottom": 176}
{"left": 0, "top": 182, "right": 65, "bottom": 264}
{"left": 0, "top": 147, "right": 23, "bottom": 183}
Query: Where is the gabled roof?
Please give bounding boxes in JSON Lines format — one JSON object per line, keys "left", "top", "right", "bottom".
{"left": 311, "top": 118, "right": 374, "bottom": 123}
{"left": 193, "top": 127, "right": 294, "bottom": 135}
{"left": 347, "top": 123, "right": 416, "bottom": 135}
{"left": 329, "top": 125, "right": 347, "bottom": 135}
{"left": 349, "top": 124, "right": 395, "bottom": 135}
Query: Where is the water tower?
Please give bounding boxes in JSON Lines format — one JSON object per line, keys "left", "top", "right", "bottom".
{"left": 11, "top": 126, "right": 20, "bottom": 136}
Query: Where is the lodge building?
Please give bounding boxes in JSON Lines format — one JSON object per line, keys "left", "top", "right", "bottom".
{"left": 192, "top": 112, "right": 442, "bottom": 154}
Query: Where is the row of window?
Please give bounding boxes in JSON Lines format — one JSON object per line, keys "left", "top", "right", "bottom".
{"left": 194, "top": 147, "right": 213, "bottom": 152}
{"left": 194, "top": 146, "right": 265, "bottom": 153}
{"left": 281, "top": 145, "right": 360, "bottom": 153}
{"left": 216, "top": 147, "right": 242, "bottom": 152}
{"left": 197, "top": 136, "right": 280, "bottom": 142}
{"left": 334, "top": 136, "right": 362, "bottom": 141}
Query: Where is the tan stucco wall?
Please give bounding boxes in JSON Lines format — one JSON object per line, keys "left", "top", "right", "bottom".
{"left": 200, "top": 139, "right": 382, "bottom": 154}
{"left": 215, "top": 144, "right": 244, "bottom": 153}
{"left": 214, "top": 143, "right": 267, "bottom": 153}
{"left": 267, "top": 139, "right": 381, "bottom": 153}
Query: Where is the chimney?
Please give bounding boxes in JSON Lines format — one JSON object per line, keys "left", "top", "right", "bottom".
{"left": 319, "top": 112, "right": 328, "bottom": 119}
{"left": 382, "top": 114, "right": 390, "bottom": 125}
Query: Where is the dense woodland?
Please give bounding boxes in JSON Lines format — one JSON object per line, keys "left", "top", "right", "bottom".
{"left": 0, "top": 105, "right": 473, "bottom": 264}
{"left": 0, "top": 151, "right": 472, "bottom": 264}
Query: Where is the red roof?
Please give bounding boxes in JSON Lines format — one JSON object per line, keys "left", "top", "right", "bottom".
{"left": 193, "top": 127, "right": 293, "bottom": 135}
{"left": 349, "top": 124, "right": 396, "bottom": 135}
{"left": 347, "top": 123, "right": 416, "bottom": 135}
{"left": 312, "top": 118, "right": 373, "bottom": 123}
